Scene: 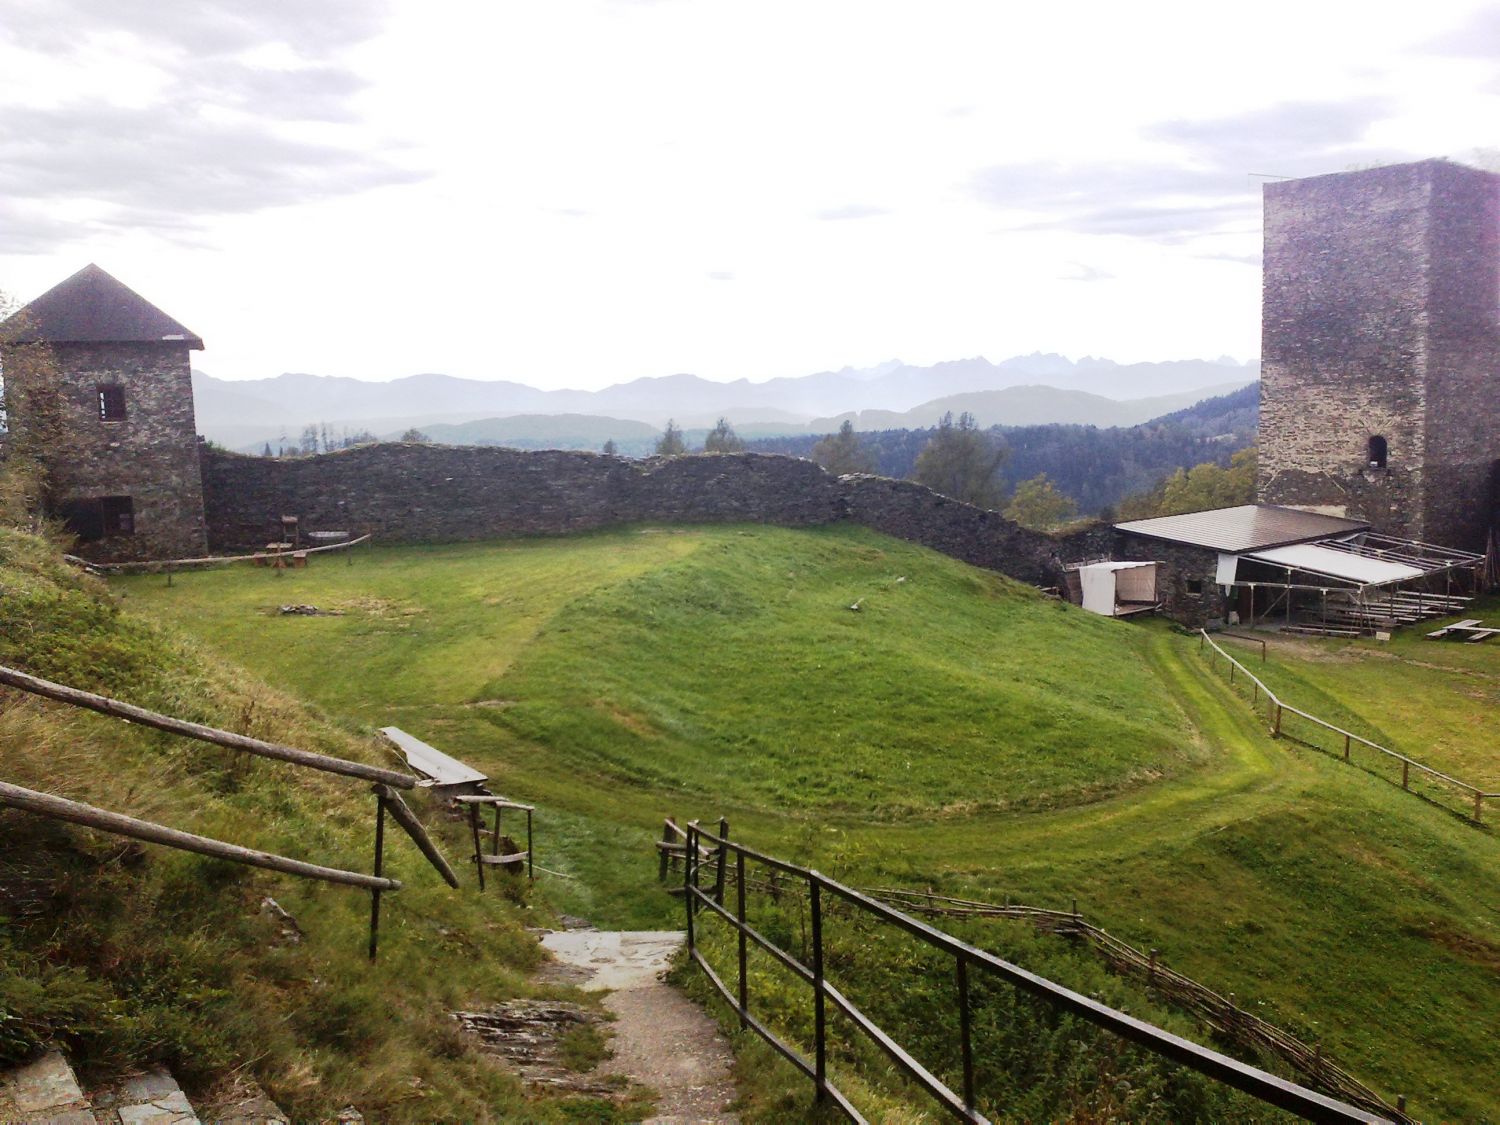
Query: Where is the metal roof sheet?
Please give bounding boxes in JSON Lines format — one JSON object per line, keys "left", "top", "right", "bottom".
{"left": 1114, "top": 505, "right": 1368, "bottom": 552}
{"left": 1246, "top": 544, "right": 1424, "bottom": 586}
{"left": 0, "top": 264, "right": 203, "bottom": 349}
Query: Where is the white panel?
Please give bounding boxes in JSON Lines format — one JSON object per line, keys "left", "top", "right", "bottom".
{"left": 1216, "top": 553, "right": 1239, "bottom": 586}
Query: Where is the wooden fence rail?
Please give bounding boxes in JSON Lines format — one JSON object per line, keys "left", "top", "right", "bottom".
{"left": 662, "top": 818, "right": 1391, "bottom": 1125}
{"left": 0, "top": 663, "right": 416, "bottom": 789}
{"left": 870, "top": 888, "right": 1409, "bottom": 1123}
{"left": 1198, "top": 631, "right": 1496, "bottom": 822}
{"left": 64, "top": 533, "right": 372, "bottom": 574}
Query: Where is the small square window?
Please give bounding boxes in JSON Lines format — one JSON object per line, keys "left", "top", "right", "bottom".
{"left": 1185, "top": 578, "right": 1204, "bottom": 597}
{"left": 101, "top": 496, "right": 134, "bottom": 536}
{"left": 98, "top": 385, "right": 127, "bottom": 421}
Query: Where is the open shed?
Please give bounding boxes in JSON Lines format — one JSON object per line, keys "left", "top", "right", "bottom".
{"left": 1078, "top": 560, "right": 1158, "bottom": 617}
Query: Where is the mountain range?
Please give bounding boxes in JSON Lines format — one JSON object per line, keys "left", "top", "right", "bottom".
{"left": 191, "top": 353, "right": 1258, "bottom": 453}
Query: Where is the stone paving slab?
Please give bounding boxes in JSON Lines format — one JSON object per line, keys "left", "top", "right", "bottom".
{"left": 0, "top": 1049, "right": 89, "bottom": 1117}
{"left": 91, "top": 1067, "right": 199, "bottom": 1125}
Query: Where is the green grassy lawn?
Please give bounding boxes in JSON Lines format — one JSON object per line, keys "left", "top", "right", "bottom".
{"left": 117, "top": 528, "right": 1500, "bottom": 1123}
{"left": 1210, "top": 612, "right": 1500, "bottom": 792}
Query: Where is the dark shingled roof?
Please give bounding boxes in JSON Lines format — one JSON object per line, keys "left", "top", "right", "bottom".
{"left": 1, "top": 264, "right": 203, "bottom": 349}
{"left": 1114, "top": 504, "right": 1369, "bottom": 553}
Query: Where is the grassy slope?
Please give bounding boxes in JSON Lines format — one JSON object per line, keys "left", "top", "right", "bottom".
{"left": 0, "top": 529, "right": 641, "bottom": 1123}
{"left": 119, "top": 528, "right": 1500, "bottom": 1123}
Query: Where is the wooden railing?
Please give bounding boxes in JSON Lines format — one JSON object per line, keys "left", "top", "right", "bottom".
{"left": 0, "top": 663, "right": 462, "bottom": 958}
{"left": 659, "top": 819, "right": 1390, "bottom": 1125}
{"left": 1198, "top": 631, "right": 1496, "bottom": 822}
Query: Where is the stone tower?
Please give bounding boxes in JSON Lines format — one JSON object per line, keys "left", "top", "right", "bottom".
{"left": 1258, "top": 159, "right": 1500, "bottom": 550}
{"left": 1, "top": 264, "right": 208, "bottom": 561}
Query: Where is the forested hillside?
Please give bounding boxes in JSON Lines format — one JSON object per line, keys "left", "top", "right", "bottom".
{"left": 748, "top": 382, "right": 1258, "bottom": 514}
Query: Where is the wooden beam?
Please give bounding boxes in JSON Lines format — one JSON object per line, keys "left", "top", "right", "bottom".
{"left": 0, "top": 664, "right": 416, "bottom": 789}
{"left": 374, "top": 784, "right": 461, "bottom": 888}
{"left": 0, "top": 781, "right": 399, "bottom": 891}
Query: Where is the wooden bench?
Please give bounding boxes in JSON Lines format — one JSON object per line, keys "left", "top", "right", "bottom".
{"left": 378, "top": 726, "right": 489, "bottom": 798}
{"left": 1426, "top": 619, "right": 1481, "bottom": 639}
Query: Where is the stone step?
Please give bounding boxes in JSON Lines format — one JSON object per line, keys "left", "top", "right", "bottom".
{"left": 0, "top": 1049, "right": 94, "bottom": 1125}
{"left": 89, "top": 1067, "right": 199, "bottom": 1125}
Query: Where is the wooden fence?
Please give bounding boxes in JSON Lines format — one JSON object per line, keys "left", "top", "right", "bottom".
{"left": 0, "top": 663, "right": 461, "bottom": 958}
{"left": 1198, "top": 631, "right": 1496, "bottom": 823}
{"left": 871, "top": 888, "right": 1410, "bottom": 1124}
{"left": 657, "top": 818, "right": 1391, "bottom": 1125}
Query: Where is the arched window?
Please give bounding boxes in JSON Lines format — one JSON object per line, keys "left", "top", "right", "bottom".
{"left": 1368, "top": 435, "right": 1388, "bottom": 469}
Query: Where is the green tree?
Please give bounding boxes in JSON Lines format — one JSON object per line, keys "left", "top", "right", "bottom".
{"left": 811, "top": 419, "right": 876, "bottom": 475}
{"left": 1004, "top": 473, "right": 1078, "bottom": 530}
{"left": 912, "top": 411, "right": 1007, "bottom": 507}
{"left": 702, "top": 417, "right": 745, "bottom": 453}
{"left": 1117, "top": 447, "right": 1257, "bottom": 519}
{"left": 655, "top": 419, "right": 686, "bottom": 456}
{"left": 601, "top": 439, "right": 618, "bottom": 456}
{"left": 399, "top": 427, "right": 432, "bottom": 444}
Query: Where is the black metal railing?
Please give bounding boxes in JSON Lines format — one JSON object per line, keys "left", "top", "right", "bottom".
{"left": 673, "top": 819, "right": 1391, "bottom": 1125}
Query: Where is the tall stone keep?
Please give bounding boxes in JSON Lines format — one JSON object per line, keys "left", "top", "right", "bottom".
{"left": 1, "top": 264, "right": 208, "bottom": 561}
{"left": 1258, "top": 159, "right": 1500, "bottom": 550}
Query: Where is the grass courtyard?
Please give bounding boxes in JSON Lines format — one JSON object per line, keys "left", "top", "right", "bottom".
{"left": 111, "top": 526, "right": 1500, "bottom": 1122}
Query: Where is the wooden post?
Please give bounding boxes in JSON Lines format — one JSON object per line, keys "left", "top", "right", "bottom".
{"left": 736, "top": 850, "right": 748, "bottom": 1029}
{"left": 1475, "top": 793, "right": 1484, "bottom": 823}
{"left": 469, "top": 804, "right": 485, "bottom": 892}
{"left": 658, "top": 817, "right": 676, "bottom": 881}
{"left": 369, "top": 794, "right": 387, "bottom": 962}
{"left": 1343, "top": 733, "right": 1351, "bottom": 761}
{"left": 375, "top": 784, "right": 460, "bottom": 888}
{"left": 1148, "top": 948, "right": 1158, "bottom": 984}
{"left": 810, "top": 876, "right": 827, "bottom": 1105}
{"left": 1273, "top": 705, "right": 1283, "bottom": 738}
{"left": 526, "top": 807, "right": 534, "bottom": 881}
{"left": 1402, "top": 760, "right": 1410, "bottom": 789}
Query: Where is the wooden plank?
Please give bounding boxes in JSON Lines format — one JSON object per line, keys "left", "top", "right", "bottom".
{"left": 0, "top": 781, "right": 399, "bottom": 891}
{"left": 452, "top": 795, "right": 534, "bottom": 811}
{"left": 0, "top": 664, "right": 416, "bottom": 789}
{"left": 477, "top": 852, "right": 529, "bottom": 866}
{"left": 378, "top": 727, "right": 488, "bottom": 788}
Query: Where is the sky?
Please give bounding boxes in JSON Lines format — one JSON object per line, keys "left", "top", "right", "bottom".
{"left": 0, "top": 1, "right": 1496, "bottom": 389}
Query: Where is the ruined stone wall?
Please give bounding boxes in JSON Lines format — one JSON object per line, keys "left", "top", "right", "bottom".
{"left": 200, "top": 443, "right": 1113, "bottom": 591}
{"left": 3, "top": 342, "right": 206, "bottom": 561}
{"left": 201, "top": 445, "right": 845, "bottom": 548}
{"left": 1259, "top": 159, "right": 1500, "bottom": 550}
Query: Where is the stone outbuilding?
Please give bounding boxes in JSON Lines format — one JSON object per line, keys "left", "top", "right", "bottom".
{"left": 0, "top": 264, "right": 208, "bottom": 561}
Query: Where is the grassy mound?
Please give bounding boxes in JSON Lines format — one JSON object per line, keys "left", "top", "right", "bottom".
{"left": 117, "top": 526, "right": 1500, "bottom": 1122}
{"left": 0, "top": 528, "right": 634, "bottom": 1122}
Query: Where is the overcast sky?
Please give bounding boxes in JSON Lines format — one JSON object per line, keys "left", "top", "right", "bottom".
{"left": 1, "top": 1, "right": 1495, "bottom": 388}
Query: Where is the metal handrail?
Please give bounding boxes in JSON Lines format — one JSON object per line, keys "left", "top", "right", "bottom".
{"left": 678, "top": 821, "right": 1390, "bottom": 1124}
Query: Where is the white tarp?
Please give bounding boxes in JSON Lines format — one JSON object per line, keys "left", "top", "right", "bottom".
{"left": 1216, "top": 553, "right": 1239, "bottom": 587}
{"left": 1079, "top": 561, "right": 1157, "bottom": 616}
{"left": 1246, "top": 543, "right": 1424, "bottom": 586}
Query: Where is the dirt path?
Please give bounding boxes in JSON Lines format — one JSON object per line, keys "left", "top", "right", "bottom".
{"left": 541, "top": 930, "right": 739, "bottom": 1124}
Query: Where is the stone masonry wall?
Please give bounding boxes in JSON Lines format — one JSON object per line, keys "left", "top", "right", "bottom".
{"left": 201, "top": 443, "right": 1113, "bottom": 594}
{"left": 4, "top": 342, "right": 207, "bottom": 561}
{"left": 1258, "top": 162, "right": 1432, "bottom": 537}
{"left": 1259, "top": 159, "right": 1500, "bottom": 551}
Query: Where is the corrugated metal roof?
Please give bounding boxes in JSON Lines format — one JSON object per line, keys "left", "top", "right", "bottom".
{"left": 1246, "top": 544, "right": 1424, "bottom": 585}
{"left": 0, "top": 264, "right": 203, "bottom": 349}
{"left": 1114, "top": 505, "right": 1368, "bottom": 552}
